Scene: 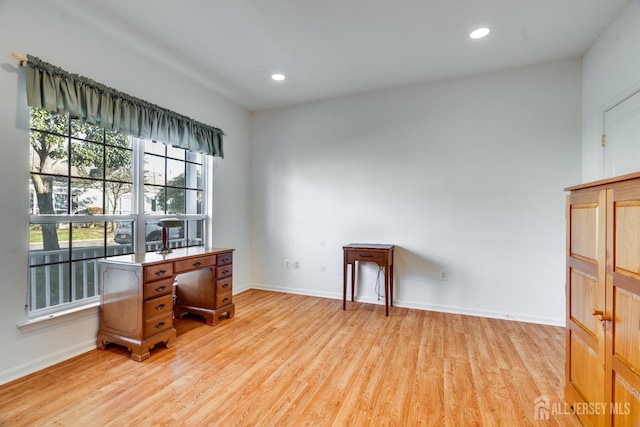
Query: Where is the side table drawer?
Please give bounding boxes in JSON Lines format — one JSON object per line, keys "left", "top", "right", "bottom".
{"left": 144, "top": 263, "right": 174, "bottom": 282}
{"left": 174, "top": 255, "right": 216, "bottom": 274}
{"left": 347, "top": 250, "right": 388, "bottom": 265}
{"left": 144, "top": 277, "right": 174, "bottom": 299}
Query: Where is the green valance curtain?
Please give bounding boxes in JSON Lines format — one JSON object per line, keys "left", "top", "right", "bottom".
{"left": 24, "top": 54, "right": 224, "bottom": 157}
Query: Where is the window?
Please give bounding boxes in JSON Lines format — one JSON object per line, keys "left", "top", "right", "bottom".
{"left": 142, "top": 140, "right": 205, "bottom": 251}
{"left": 28, "top": 108, "right": 208, "bottom": 315}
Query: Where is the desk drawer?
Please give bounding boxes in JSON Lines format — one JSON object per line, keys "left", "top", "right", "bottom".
{"left": 217, "top": 252, "right": 233, "bottom": 266}
{"left": 144, "top": 294, "right": 174, "bottom": 319}
{"left": 144, "top": 313, "right": 173, "bottom": 338}
{"left": 144, "top": 277, "right": 174, "bottom": 299}
{"left": 217, "top": 277, "right": 232, "bottom": 293}
{"left": 144, "top": 263, "right": 173, "bottom": 282}
{"left": 216, "top": 265, "right": 232, "bottom": 279}
{"left": 174, "top": 255, "right": 216, "bottom": 274}
{"left": 216, "top": 292, "right": 232, "bottom": 308}
{"left": 347, "top": 251, "right": 388, "bottom": 265}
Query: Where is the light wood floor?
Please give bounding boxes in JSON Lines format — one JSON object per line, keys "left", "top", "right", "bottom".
{"left": 0, "top": 290, "right": 580, "bottom": 426}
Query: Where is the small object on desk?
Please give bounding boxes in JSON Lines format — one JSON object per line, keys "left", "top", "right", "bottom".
{"left": 156, "top": 217, "right": 183, "bottom": 254}
{"left": 343, "top": 243, "right": 395, "bottom": 316}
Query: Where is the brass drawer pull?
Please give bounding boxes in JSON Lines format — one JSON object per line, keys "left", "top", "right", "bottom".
{"left": 221, "top": 257, "right": 230, "bottom": 263}
{"left": 222, "top": 283, "right": 229, "bottom": 289}
{"left": 155, "top": 269, "right": 167, "bottom": 276}
{"left": 222, "top": 269, "right": 230, "bottom": 275}
{"left": 222, "top": 297, "right": 230, "bottom": 304}
{"left": 154, "top": 321, "right": 166, "bottom": 329}
{"left": 193, "top": 261, "right": 202, "bottom": 267}
{"left": 154, "top": 285, "right": 166, "bottom": 293}
{"left": 155, "top": 303, "right": 166, "bottom": 311}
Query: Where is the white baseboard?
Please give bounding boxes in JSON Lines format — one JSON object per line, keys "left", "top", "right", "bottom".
{"left": 245, "top": 283, "right": 565, "bottom": 327}
{"left": 0, "top": 339, "right": 97, "bottom": 386}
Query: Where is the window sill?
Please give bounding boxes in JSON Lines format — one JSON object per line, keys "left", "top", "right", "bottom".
{"left": 17, "top": 302, "right": 100, "bottom": 334}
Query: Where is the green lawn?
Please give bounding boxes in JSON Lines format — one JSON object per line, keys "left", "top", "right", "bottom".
{"left": 29, "top": 227, "right": 108, "bottom": 243}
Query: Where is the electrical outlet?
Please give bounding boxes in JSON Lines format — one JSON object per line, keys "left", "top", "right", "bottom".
{"left": 440, "top": 270, "right": 448, "bottom": 281}
{"left": 293, "top": 260, "right": 300, "bottom": 269}
{"left": 284, "top": 259, "right": 291, "bottom": 269}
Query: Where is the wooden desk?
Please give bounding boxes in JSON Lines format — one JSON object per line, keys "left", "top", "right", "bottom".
{"left": 343, "top": 243, "right": 395, "bottom": 316}
{"left": 97, "top": 247, "right": 234, "bottom": 361}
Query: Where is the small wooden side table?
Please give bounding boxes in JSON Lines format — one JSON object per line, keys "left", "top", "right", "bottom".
{"left": 343, "top": 243, "right": 395, "bottom": 316}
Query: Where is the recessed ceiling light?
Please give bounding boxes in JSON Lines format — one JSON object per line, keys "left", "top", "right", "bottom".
{"left": 271, "top": 73, "right": 286, "bottom": 81}
{"left": 469, "top": 27, "right": 491, "bottom": 39}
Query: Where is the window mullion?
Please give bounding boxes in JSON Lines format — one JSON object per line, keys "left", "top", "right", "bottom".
{"left": 204, "top": 155, "right": 213, "bottom": 246}
{"left": 133, "top": 138, "right": 146, "bottom": 254}
{"left": 103, "top": 130, "right": 107, "bottom": 251}
{"left": 67, "top": 118, "right": 73, "bottom": 305}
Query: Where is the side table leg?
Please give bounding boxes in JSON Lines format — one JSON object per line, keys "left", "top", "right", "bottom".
{"left": 390, "top": 262, "right": 394, "bottom": 307}
{"left": 343, "top": 258, "right": 347, "bottom": 310}
{"left": 385, "top": 266, "right": 389, "bottom": 316}
{"left": 351, "top": 261, "right": 356, "bottom": 302}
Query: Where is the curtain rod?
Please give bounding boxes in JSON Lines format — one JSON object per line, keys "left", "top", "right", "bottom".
{"left": 11, "top": 51, "right": 228, "bottom": 137}
{"left": 12, "top": 51, "right": 27, "bottom": 66}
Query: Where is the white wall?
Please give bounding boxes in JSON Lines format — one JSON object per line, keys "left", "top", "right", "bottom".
{"left": 0, "top": 1, "right": 251, "bottom": 384}
{"left": 582, "top": 0, "right": 640, "bottom": 182}
{"left": 250, "top": 59, "right": 582, "bottom": 325}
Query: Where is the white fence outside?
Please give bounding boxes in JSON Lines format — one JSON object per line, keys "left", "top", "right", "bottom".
{"left": 28, "top": 239, "right": 191, "bottom": 311}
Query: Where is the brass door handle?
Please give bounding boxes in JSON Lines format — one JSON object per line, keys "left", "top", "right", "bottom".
{"left": 592, "top": 309, "right": 611, "bottom": 321}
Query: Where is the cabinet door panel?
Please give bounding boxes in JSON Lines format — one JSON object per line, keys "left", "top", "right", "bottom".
{"left": 614, "top": 287, "right": 640, "bottom": 374}
{"left": 570, "top": 332, "right": 600, "bottom": 404}
{"left": 570, "top": 203, "right": 599, "bottom": 263}
{"left": 615, "top": 202, "right": 640, "bottom": 278}
{"left": 569, "top": 268, "right": 599, "bottom": 338}
{"left": 611, "top": 371, "right": 640, "bottom": 427}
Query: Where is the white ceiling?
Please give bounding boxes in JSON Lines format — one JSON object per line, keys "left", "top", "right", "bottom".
{"left": 51, "top": 0, "right": 631, "bottom": 112}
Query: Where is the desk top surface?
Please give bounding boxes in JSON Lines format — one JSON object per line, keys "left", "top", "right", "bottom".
{"left": 343, "top": 243, "right": 394, "bottom": 250}
{"left": 99, "top": 246, "right": 234, "bottom": 266}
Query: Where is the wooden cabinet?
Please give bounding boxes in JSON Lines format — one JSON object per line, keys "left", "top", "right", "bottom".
{"left": 97, "top": 247, "right": 234, "bottom": 361}
{"left": 565, "top": 173, "right": 640, "bottom": 426}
